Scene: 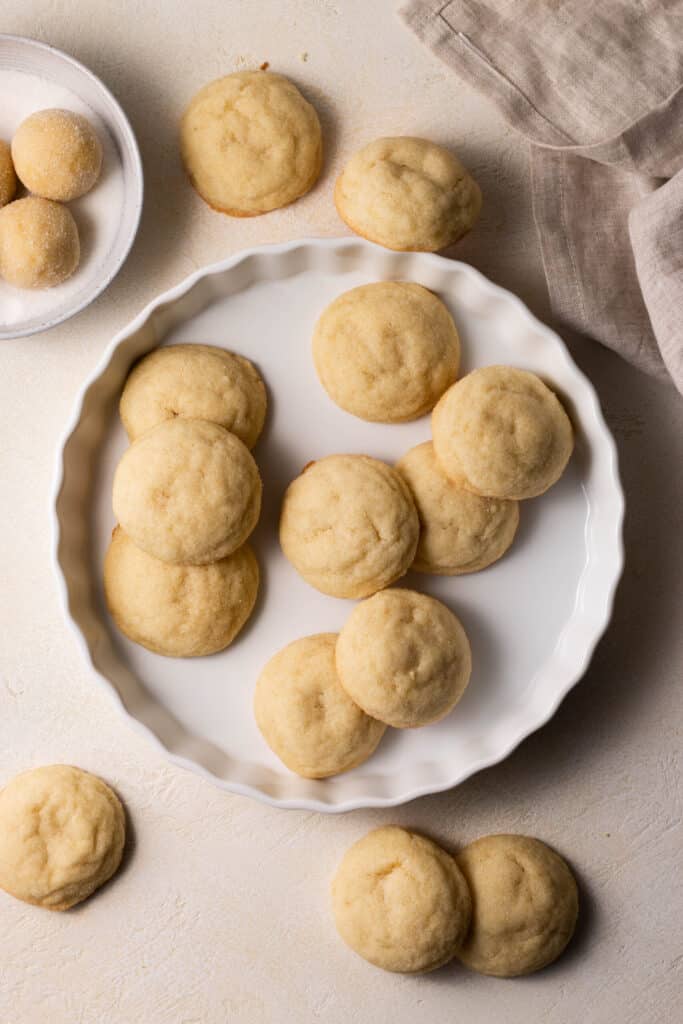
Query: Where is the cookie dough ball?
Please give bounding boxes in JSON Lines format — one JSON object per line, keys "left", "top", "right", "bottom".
{"left": 456, "top": 834, "right": 579, "bottom": 977}
{"left": 112, "top": 418, "right": 262, "bottom": 565}
{"left": 0, "top": 765, "right": 125, "bottom": 911}
{"left": 396, "top": 442, "right": 519, "bottom": 574}
{"left": 335, "top": 136, "right": 481, "bottom": 252}
{"left": 120, "top": 344, "right": 267, "bottom": 448}
{"left": 104, "top": 527, "right": 259, "bottom": 657}
{"left": 332, "top": 826, "right": 471, "bottom": 973}
{"left": 0, "top": 197, "right": 79, "bottom": 289}
{"left": 254, "top": 633, "right": 385, "bottom": 778}
{"left": 0, "top": 140, "right": 17, "bottom": 207}
{"left": 432, "top": 366, "right": 574, "bottom": 499}
{"left": 313, "top": 282, "right": 460, "bottom": 423}
{"left": 279, "top": 454, "right": 419, "bottom": 599}
{"left": 12, "top": 108, "right": 102, "bottom": 201}
{"left": 336, "top": 589, "right": 471, "bottom": 728}
{"left": 180, "top": 70, "right": 322, "bottom": 216}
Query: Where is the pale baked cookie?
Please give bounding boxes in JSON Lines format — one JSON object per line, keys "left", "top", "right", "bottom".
{"left": 335, "top": 136, "right": 481, "bottom": 252}
{"left": 112, "top": 418, "right": 262, "bottom": 565}
{"left": 180, "top": 70, "right": 322, "bottom": 216}
{"left": 279, "top": 454, "right": 419, "bottom": 599}
{"left": 0, "top": 140, "right": 17, "bottom": 207}
{"left": 0, "top": 197, "right": 79, "bottom": 288}
{"left": 332, "top": 826, "right": 471, "bottom": 973}
{"left": 336, "top": 589, "right": 471, "bottom": 728}
{"left": 120, "top": 344, "right": 267, "bottom": 448}
{"left": 0, "top": 765, "right": 125, "bottom": 911}
{"left": 432, "top": 366, "right": 574, "bottom": 499}
{"left": 312, "top": 282, "right": 460, "bottom": 422}
{"left": 456, "top": 834, "right": 579, "bottom": 977}
{"left": 104, "top": 526, "right": 259, "bottom": 657}
{"left": 254, "top": 633, "right": 385, "bottom": 778}
{"left": 12, "top": 109, "right": 102, "bottom": 201}
{"left": 396, "top": 442, "right": 519, "bottom": 574}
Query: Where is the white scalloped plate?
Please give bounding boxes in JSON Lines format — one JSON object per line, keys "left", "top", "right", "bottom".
{"left": 53, "top": 238, "right": 624, "bottom": 812}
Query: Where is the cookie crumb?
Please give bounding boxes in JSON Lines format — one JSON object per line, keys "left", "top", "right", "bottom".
{"left": 260, "top": 61, "right": 270, "bottom": 71}
{"left": 300, "top": 51, "right": 309, "bottom": 62}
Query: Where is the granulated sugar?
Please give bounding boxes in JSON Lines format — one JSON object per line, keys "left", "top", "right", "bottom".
{"left": 0, "top": 69, "right": 125, "bottom": 329}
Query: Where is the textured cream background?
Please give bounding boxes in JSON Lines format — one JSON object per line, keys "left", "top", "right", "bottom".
{"left": 1, "top": 3, "right": 682, "bottom": 1021}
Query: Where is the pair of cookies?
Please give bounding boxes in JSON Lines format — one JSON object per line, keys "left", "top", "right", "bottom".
{"left": 105, "top": 344, "right": 266, "bottom": 658}
{"left": 254, "top": 589, "right": 471, "bottom": 778}
{"left": 332, "top": 826, "right": 578, "bottom": 977}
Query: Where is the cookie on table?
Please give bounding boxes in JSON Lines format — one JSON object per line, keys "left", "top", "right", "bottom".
{"left": 112, "top": 418, "right": 262, "bottom": 565}
{"left": 0, "top": 140, "right": 16, "bottom": 207}
{"left": 0, "top": 765, "right": 125, "bottom": 911}
{"left": 432, "top": 365, "right": 574, "bottom": 499}
{"left": 12, "top": 108, "right": 102, "bottom": 201}
{"left": 312, "top": 282, "right": 460, "bottom": 422}
{"left": 455, "top": 834, "right": 579, "bottom": 977}
{"left": 254, "top": 633, "right": 385, "bottom": 779}
{"left": 334, "top": 136, "right": 481, "bottom": 252}
{"left": 120, "top": 344, "right": 267, "bottom": 448}
{"left": 396, "top": 441, "right": 519, "bottom": 574}
{"left": 279, "top": 454, "right": 419, "bottom": 599}
{"left": 332, "top": 826, "right": 471, "bottom": 973}
{"left": 0, "top": 197, "right": 80, "bottom": 289}
{"left": 104, "top": 527, "right": 259, "bottom": 657}
{"left": 180, "top": 70, "right": 322, "bottom": 216}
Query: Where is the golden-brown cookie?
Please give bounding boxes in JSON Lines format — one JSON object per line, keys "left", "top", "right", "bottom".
{"left": 12, "top": 109, "right": 102, "bottom": 201}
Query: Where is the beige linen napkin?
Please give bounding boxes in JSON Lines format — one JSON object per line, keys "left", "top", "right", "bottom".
{"left": 400, "top": 0, "right": 683, "bottom": 393}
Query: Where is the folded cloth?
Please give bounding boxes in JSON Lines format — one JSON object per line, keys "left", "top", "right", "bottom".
{"left": 400, "top": 0, "right": 683, "bottom": 393}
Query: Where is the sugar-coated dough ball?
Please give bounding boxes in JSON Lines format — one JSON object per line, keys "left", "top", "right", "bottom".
{"left": 396, "top": 442, "right": 519, "bottom": 574}
{"left": 456, "top": 834, "right": 579, "bottom": 976}
{"left": 120, "top": 344, "right": 267, "bottom": 448}
{"left": 12, "top": 108, "right": 102, "bottom": 201}
{"left": 432, "top": 366, "right": 574, "bottom": 499}
{"left": 254, "top": 633, "right": 385, "bottom": 778}
{"left": 0, "top": 765, "right": 125, "bottom": 911}
{"left": 335, "top": 136, "right": 481, "bottom": 252}
{"left": 180, "top": 70, "right": 322, "bottom": 216}
{"left": 332, "top": 826, "right": 471, "bottom": 973}
{"left": 0, "top": 197, "right": 79, "bottom": 289}
{"left": 336, "top": 588, "right": 471, "bottom": 727}
{"left": 104, "top": 527, "right": 259, "bottom": 657}
{"left": 0, "top": 140, "right": 17, "bottom": 207}
{"left": 279, "top": 454, "right": 419, "bottom": 599}
{"left": 313, "top": 282, "right": 460, "bottom": 422}
{"left": 112, "top": 418, "right": 262, "bottom": 565}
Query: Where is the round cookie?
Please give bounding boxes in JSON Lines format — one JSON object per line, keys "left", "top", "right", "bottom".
{"left": 0, "top": 765, "right": 125, "bottom": 911}
{"left": 335, "top": 136, "right": 482, "bottom": 252}
{"left": 336, "top": 589, "right": 471, "bottom": 728}
{"left": 455, "top": 834, "right": 579, "bottom": 977}
{"left": 279, "top": 454, "right": 419, "bottom": 599}
{"left": 432, "top": 366, "right": 574, "bottom": 499}
{"left": 180, "top": 70, "right": 322, "bottom": 216}
{"left": 112, "top": 418, "right": 262, "bottom": 565}
{"left": 12, "top": 108, "right": 102, "bottom": 201}
{"left": 254, "top": 633, "right": 385, "bottom": 778}
{"left": 120, "top": 344, "right": 267, "bottom": 448}
{"left": 0, "top": 140, "right": 17, "bottom": 207}
{"left": 104, "top": 526, "right": 259, "bottom": 657}
{"left": 312, "top": 282, "right": 460, "bottom": 423}
{"left": 0, "top": 197, "right": 80, "bottom": 288}
{"left": 332, "top": 826, "right": 471, "bottom": 973}
{"left": 396, "top": 442, "right": 519, "bottom": 574}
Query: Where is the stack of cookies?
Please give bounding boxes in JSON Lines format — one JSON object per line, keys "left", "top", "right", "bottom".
{"left": 104, "top": 344, "right": 267, "bottom": 658}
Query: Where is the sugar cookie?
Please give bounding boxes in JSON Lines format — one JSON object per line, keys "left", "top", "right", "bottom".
{"left": 112, "top": 418, "right": 262, "bottom": 565}
{"left": 0, "top": 140, "right": 17, "bottom": 207}
{"left": 0, "top": 765, "right": 125, "bottom": 911}
{"left": 279, "top": 454, "right": 419, "bottom": 598}
{"left": 432, "top": 366, "right": 574, "bottom": 499}
{"left": 312, "top": 282, "right": 460, "bottom": 422}
{"left": 332, "top": 826, "right": 471, "bottom": 973}
{"left": 254, "top": 633, "right": 385, "bottom": 778}
{"left": 12, "top": 108, "right": 102, "bottom": 201}
{"left": 0, "top": 197, "right": 79, "bottom": 289}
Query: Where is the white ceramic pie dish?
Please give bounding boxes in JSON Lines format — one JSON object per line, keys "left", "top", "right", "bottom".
{"left": 53, "top": 237, "right": 624, "bottom": 812}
